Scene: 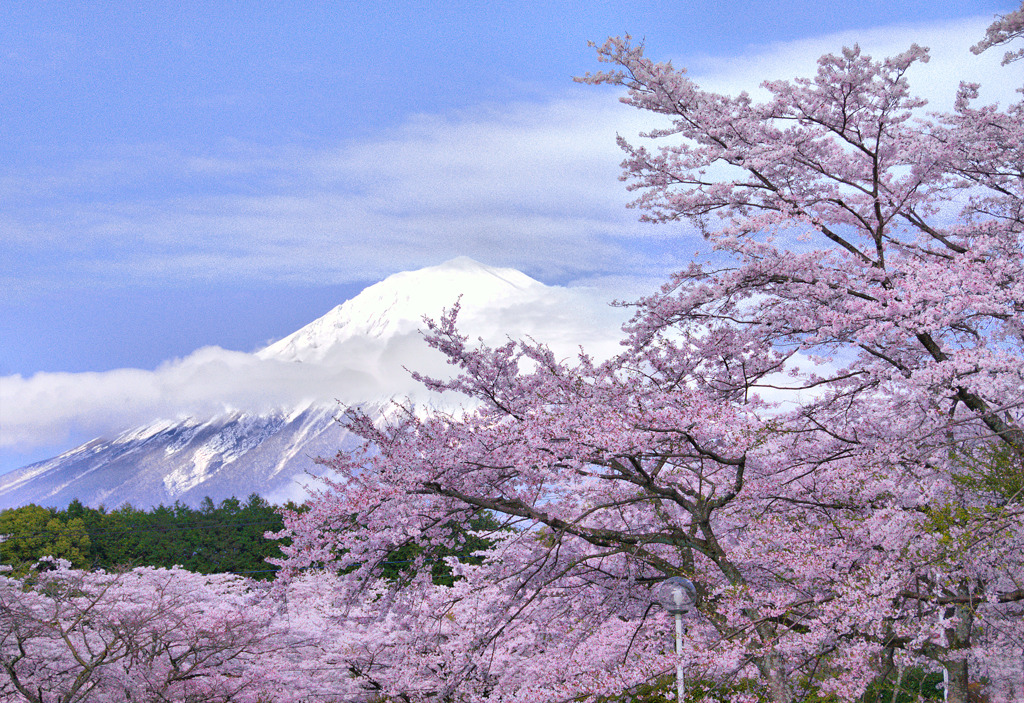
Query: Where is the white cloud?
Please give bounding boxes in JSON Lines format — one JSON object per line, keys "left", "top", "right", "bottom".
{"left": 5, "top": 14, "right": 1014, "bottom": 298}
{"left": 2, "top": 13, "right": 1017, "bottom": 461}
{"left": 689, "top": 15, "right": 1017, "bottom": 108}
{"left": 0, "top": 276, "right": 631, "bottom": 451}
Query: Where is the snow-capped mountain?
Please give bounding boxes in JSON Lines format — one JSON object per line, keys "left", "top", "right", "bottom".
{"left": 0, "top": 404, "right": 354, "bottom": 510}
{"left": 258, "top": 256, "right": 546, "bottom": 363}
{"left": 0, "top": 258, "right": 624, "bottom": 510}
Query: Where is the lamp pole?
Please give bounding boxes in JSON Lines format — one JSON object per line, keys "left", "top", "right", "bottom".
{"left": 654, "top": 576, "right": 697, "bottom": 702}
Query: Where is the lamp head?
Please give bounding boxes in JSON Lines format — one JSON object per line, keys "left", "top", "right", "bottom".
{"left": 654, "top": 576, "right": 697, "bottom": 615}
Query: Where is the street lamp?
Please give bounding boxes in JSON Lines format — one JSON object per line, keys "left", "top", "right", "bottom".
{"left": 653, "top": 576, "right": 697, "bottom": 702}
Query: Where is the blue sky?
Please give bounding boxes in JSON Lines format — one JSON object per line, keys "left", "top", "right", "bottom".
{"left": 1, "top": 1, "right": 1019, "bottom": 472}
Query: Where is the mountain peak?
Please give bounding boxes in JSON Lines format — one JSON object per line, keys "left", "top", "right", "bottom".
{"left": 434, "top": 255, "right": 492, "bottom": 271}
{"left": 257, "top": 258, "right": 546, "bottom": 363}
{"left": 0, "top": 258, "right": 631, "bottom": 510}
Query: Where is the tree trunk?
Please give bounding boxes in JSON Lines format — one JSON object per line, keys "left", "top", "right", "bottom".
{"left": 944, "top": 658, "right": 969, "bottom": 703}
{"left": 943, "top": 587, "right": 975, "bottom": 703}
{"left": 758, "top": 651, "right": 793, "bottom": 703}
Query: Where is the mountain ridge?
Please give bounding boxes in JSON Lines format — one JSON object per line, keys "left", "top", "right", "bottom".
{"left": 0, "top": 258, "right": 603, "bottom": 510}
{"left": 0, "top": 405, "right": 355, "bottom": 510}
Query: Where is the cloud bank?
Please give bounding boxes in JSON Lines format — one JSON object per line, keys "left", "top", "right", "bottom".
{"left": 0, "top": 276, "right": 631, "bottom": 452}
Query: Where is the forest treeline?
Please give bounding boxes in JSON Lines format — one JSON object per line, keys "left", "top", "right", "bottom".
{"left": 0, "top": 495, "right": 288, "bottom": 578}
{"left": 0, "top": 495, "right": 498, "bottom": 584}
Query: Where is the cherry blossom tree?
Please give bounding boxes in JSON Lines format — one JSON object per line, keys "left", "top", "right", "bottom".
{"left": 275, "top": 13, "right": 1024, "bottom": 703}
{"left": 972, "top": 2, "right": 1024, "bottom": 65}
{"left": 0, "top": 561, "right": 294, "bottom": 703}
{"left": 573, "top": 19, "right": 1024, "bottom": 701}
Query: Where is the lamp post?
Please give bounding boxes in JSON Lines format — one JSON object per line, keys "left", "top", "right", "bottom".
{"left": 653, "top": 576, "right": 697, "bottom": 702}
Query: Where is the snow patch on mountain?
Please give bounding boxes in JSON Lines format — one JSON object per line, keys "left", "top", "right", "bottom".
{"left": 258, "top": 257, "right": 548, "bottom": 363}
{"left": 0, "top": 258, "right": 632, "bottom": 509}
{"left": 0, "top": 404, "right": 350, "bottom": 510}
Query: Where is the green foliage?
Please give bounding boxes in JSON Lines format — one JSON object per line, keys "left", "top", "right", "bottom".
{"left": 1, "top": 496, "right": 500, "bottom": 590}
{"left": 379, "top": 512, "right": 503, "bottom": 586}
{"left": 0, "top": 504, "right": 91, "bottom": 573}
{"left": 951, "top": 442, "right": 1024, "bottom": 505}
{"left": 919, "top": 442, "right": 1024, "bottom": 557}
{"left": 861, "top": 667, "right": 944, "bottom": 702}
{"left": 1, "top": 494, "right": 286, "bottom": 579}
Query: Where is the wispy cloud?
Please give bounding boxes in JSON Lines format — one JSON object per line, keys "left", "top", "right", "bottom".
{"left": 1, "top": 95, "right": 656, "bottom": 298}
{"left": 3, "top": 14, "right": 1013, "bottom": 302}
{"left": 689, "top": 15, "right": 1014, "bottom": 105}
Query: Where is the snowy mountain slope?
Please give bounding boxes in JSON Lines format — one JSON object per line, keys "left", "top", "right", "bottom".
{"left": 257, "top": 256, "right": 547, "bottom": 363}
{"left": 0, "top": 258, "right": 626, "bottom": 510}
{"left": 0, "top": 404, "right": 355, "bottom": 510}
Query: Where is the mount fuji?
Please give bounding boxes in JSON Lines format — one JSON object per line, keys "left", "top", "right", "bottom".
{"left": 0, "top": 259, "right": 625, "bottom": 510}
